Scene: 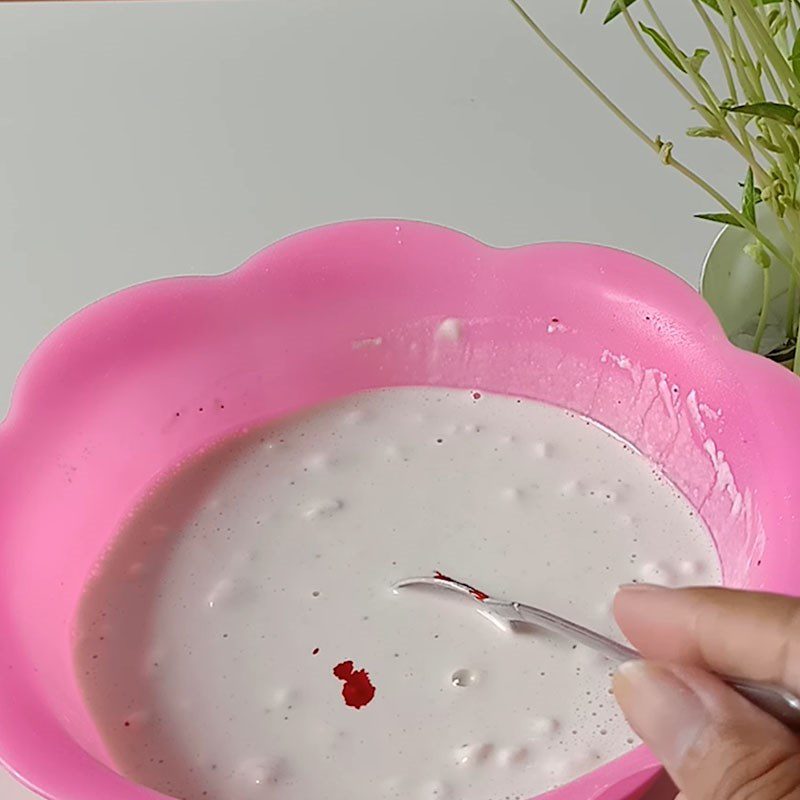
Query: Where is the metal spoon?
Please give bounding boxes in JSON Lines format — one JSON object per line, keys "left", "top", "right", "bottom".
{"left": 392, "top": 572, "right": 800, "bottom": 733}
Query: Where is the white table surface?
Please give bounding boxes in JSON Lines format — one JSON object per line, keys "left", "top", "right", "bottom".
{"left": 0, "top": 1, "right": 740, "bottom": 797}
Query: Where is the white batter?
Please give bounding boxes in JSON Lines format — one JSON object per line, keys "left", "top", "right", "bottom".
{"left": 75, "top": 388, "right": 720, "bottom": 800}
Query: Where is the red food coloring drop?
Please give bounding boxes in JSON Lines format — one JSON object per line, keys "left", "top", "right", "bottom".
{"left": 332, "top": 660, "right": 376, "bottom": 709}
{"left": 312, "top": 647, "right": 320, "bottom": 656}
{"left": 472, "top": 391, "right": 482, "bottom": 400}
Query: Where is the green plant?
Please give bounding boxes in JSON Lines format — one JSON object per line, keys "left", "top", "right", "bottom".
{"left": 507, "top": 0, "right": 800, "bottom": 372}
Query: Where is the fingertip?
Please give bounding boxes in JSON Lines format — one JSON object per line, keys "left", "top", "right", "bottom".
{"left": 611, "top": 660, "right": 649, "bottom": 719}
{"left": 613, "top": 583, "right": 670, "bottom": 628}
{"left": 611, "top": 659, "right": 634, "bottom": 703}
{"left": 615, "top": 582, "right": 672, "bottom": 600}
{"left": 611, "top": 660, "right": 708, "bottom": 772}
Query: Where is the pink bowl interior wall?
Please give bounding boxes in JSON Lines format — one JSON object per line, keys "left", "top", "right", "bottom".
{"left": 1, "top": 220, "right": 800, "bottom": 800}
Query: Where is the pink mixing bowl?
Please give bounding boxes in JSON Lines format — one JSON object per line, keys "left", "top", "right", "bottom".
{"left": 1, "top": 220, "right": 799, "bottom": 800}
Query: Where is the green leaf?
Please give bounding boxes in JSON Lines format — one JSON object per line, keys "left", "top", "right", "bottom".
{"left": 597, "top": 0, "right": 785, "bottom": 29}
{"left": 791, "top": 30, "right": 800, "bottom": 81}
{"left": 739, "top": 181, "right": 763, "bottom": 204}
{"left": 756, "top": 134, "right": 784, "bottom": 152}
{"left": 770, "top": 13, "right": 789, "bottom": 37}
{"left": 579, "top": 0, "right": 590, "bottom": 11}
{"left": 730, "top": 102, "right": 800, "bottom": 125}
{"left": 689, "top": 48, "right": 710, "bottom": 72}
{"left": 788, "top": 133, "right": 800, "bottom": 161}
{"left": 701, "top": 0, "right": 781, "bottom": 18}
{"left": 680, "top": 0, "right": 777, "bottom": 14}
{"left": 639, "top": 23, "right": 687, "bottom": 72}
{"left": 745, "top": 242, "right": 771, "bottom": 269}
{"left": 604, "top": 0, "right": 638, "bottom": 24}
{"left": 695, "top": 212, "right": 744, "bottom": 228}
{"left": 742, "top": 168, "right": 757, "bottom": 226}
{"left": 686, "top": 126, "right": 722, "bottom": 138}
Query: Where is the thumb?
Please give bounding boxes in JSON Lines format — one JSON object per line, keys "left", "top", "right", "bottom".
{"left": 613, "top": 660, "right": 800, "bottom": 800}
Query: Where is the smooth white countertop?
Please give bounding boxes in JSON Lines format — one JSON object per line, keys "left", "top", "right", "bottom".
{"left": 0, "top": 1, "right": 737, "bottom": 797}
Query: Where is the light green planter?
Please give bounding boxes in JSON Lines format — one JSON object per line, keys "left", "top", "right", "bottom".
{"left": 700, "top": 208, "right": 796, "bottom": 366}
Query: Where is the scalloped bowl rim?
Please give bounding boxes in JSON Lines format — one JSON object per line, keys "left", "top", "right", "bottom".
{"left": 1, "top": 219, "right": 799, "bottom": 800}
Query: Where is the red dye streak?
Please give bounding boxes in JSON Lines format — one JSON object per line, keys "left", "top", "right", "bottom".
{"left": 333, "top": 661, "right": 376, "bottom": 709}
{"left": 433, "top": 570, "right": 488, "bottom": 602}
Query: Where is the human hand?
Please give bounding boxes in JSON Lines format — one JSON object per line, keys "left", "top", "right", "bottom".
{"left": 613, "top": 585, "right": 800, "bottom": 800}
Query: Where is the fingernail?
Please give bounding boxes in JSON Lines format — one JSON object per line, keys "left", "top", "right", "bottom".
{"left": 618, "top": 582, "right": 672, "bottom": 592}
{"left": 614, "top": 661, "right": 707, "bottom": 769}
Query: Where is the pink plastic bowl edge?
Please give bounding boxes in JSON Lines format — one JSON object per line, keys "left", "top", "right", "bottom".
{"left": 1, "top": 219, "right": 800, "bottom": 800}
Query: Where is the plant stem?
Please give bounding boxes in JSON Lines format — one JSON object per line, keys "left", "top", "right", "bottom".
{"left": 722, "top": 3, "right": 765, "bottom": 102}
{"left": 794, "top": 321, "right": 800, "bottom": 374}
{"left": 642, "top": 0, "right": 725, "bottom": 115}
{"left": 730, "top": 0, "right": 800, "bottom": 103}
{"left": 753, "top": 263, "right": 773, "bottom": 353}
{"left": 787, "top": 216, "right": 800, "bottom": 342}
{"left": 625, "top": 0, "right": 778, "bottom": 188}
{"left": 721, "top": 0, "right": 800, "bottom": 180}
{"left": 638, "top": 0, "right": 755, "bottom": 162}
{"left": 787, "top": 0, "right": 798, "bottom": 38}
{"left": 620, "top": 3, "right": 706, "bottom": 114}
{"left": 787, "top": 272, "right": 797, "bottom": 339}
{"left": 692, "top": 0, "right": 791, "bottom": 173}
{"left": 505, "top": 0, "right": 798, "bottom": 277}
{"left": 505, "top": 1, "right": 654, "bottom": 148}
{"left": 638, "top": 0, "right": 775, "bottom": 183}
{"left": 693, "top": 0, "right": 738, "bottom": 101}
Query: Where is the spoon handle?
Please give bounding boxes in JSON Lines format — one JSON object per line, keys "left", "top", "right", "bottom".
{"left": 511, "top": 601, "right": 800, "bottom": 734}
{"left": 511, "top": 601, "right": 639, "bottom": 662}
